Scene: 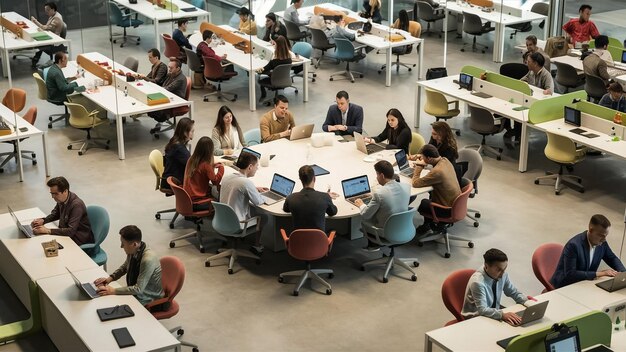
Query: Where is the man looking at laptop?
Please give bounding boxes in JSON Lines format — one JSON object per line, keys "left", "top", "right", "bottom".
{"left": 551, "top": 214, "right": 625, "bottom": 289}
{"left": 260, "top": 95, "right": 296, "bottom": 143}
{"left": 462, "top": 248, "right": 529, "bottom": 325}
{"left": 355, "top": 160, "right": 410, "bottom": 251}
{"left": 322, "top": 91, "right": 363, "bottom": 136}
{"left": 31, "top": 176, "right": 94, "bottom": 246}
{"left": 283, "top": 165, "right": 338, "bottom": 231}
{"left": 94, "top": 225, "right": 163, "bottom": 306}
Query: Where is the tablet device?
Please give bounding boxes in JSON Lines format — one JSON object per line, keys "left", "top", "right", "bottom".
{"left": 564, "top": 106, "right": 581, "bottom": 127}
{"left": 311, "top": 164, "right": 329, "bottom": 176}
{"left": 97, "top": 304, "right": 135, "bottom": 322}
{"left": 112, "top": 327, "right": 135, "bottom": 348}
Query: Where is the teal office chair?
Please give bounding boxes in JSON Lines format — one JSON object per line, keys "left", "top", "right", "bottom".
{"left": 361, "top": 208, "right": 419, "bottom": 283}
{"left": 188, "top": 0, "right": 205, "bottom": 10}
{"left": 108, "top": 1, "right": 143, "bottom": 47}
{"left": 0, "top": 281, "right": 41, "bottom": 344}
{"left": 243, "top": 128, "right": 261, "bottom": 145}
{"left": 329, "top": 38, "right": 366, "bottom": 83}
{"left": 80, "top": 205, "right": 110, "bottom": 270}
{"left": 291, "top": 41, "right": 316, "bottom": 82}
{"left": 204, "top": 202, "right": 261, "bottom": 275}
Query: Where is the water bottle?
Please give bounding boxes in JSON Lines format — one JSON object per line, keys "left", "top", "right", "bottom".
{"left": 124, "top": 86, "right": 128, "bottom": 97}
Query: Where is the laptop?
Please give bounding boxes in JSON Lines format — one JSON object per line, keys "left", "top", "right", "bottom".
{"left": 260, "top": 173, "right": 296, "bottom": 205}
{"left": 229, "top": 147, "right": 261, "bottom": 169}
{"left": 457, "top": 73, "right": 473, "bottom": 90}
{"left": 341, "top": 175, "right": 372, "bottom": 206}
{"left": 511, "top": 300, "right": 549, "bottom": 326}
{"left": 7, "top": 206, "right": 34, "bottom": 238}
{"left": 596, "top": 271, "right": 626, "bottom": 292}
{"left": 394, "top": 150, "right": 414, "bottom": 178}
{"left": 544, "top": 327, "right": 583, "bottom": 352}
{"left": 354, "top": 132, "right": 386, "bottom": 155}
{"left": 289, "top": 123, "right": 314, "bottom": 141}
{"left": 66, "top": 267, "right": 99, "bottom": 299}
{"left": 564, "top": 106, "right": 588, "bottom": 134}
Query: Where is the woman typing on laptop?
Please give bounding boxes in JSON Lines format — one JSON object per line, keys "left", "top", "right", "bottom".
{"left": 364, "top": 108, "right": 412, "bottom": 154}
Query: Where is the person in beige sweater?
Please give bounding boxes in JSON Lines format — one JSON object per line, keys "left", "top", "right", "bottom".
{"left": 260, "top": 95, "right": 296, "bottom": 142}
{"left": 412, "top": 144, "right": 461, "bottom": 236}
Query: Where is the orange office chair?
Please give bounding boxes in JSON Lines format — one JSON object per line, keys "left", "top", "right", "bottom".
{"left": 162, "top": 33, "right": 186, "bottom": 63}
{"left": 202, "top": 57, "right": 238, "bottom": 102}
{"left": 152, "top": 77, "right": 191, "bottom": 139}
{"left": 417, "top": 178, "right": 474, "bottom": 258}
{"left": 0, "top": 106, "right": 38, "bottom": 173}
{"left": 145, "top": 256, "right": 198, "bottom": 352}
{"left": 278, "top": 229, "right": 336, "bottom": 296}
{"left": 167, "top": 176, "right": 213, "bottom": 253}
{"left": 531, "top": 243, "right": 564, "bottom": 293}
{"left": 2, "top": 88, "right": 26, "bottom": 113}
{"left": 441, "top": 269, "right": 475, "bottom": 326}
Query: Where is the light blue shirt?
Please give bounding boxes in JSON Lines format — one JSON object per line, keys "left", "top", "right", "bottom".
{"left": 358, "top": 180, "right": 410, "bottom": 230}
{"left": 462, "top": 267, "right": 527, "bottom": 320}
{"left": 219, "top": 172, "right": 264, "bottom": 221}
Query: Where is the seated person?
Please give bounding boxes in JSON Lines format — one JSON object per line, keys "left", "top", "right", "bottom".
{"left": 173, "top": 19, "right": 192, "bottom": 61}
{"left": 257, "top": 36, "right": 292, "bottom": 101}
{"left": 583, "top": 35, "right": 611, "bottom": 85}
{"left": 30, "top": 176, "right": 95, "bottom": 246}
{"left": 212, "top": 106, "right": 245, "bottom": 156}
{"left": 462, "top": 248, "right": 529, "bottom": 326}
{"left": 138, "top": 48, "right": 168, "bottom": 86}
{"left": 522, "top": 35, "right": 551, "bottom": 71}
{"left": 94, "top": 225, "right": 164, "bottom": 306}
{"left": 332, "top": 18, "right": 355, "bottom": 41}
{"left": 148, "top": 58, "right": 188, "bottom": 133}
{"left": 183, "top": 137, "right": 224, "bottom": 211}
{"left": 260, "top": 95, "right": 296, "bottom": 142}
{"left": 356, "top": 160, "right": 410, "bottom": 250}
{"left": 161, "top": 118, "right": 194, "bottom": 190}
{"left": 413, "top": 145, "right": 461, "bottom": 236}
{"left": 322, "top": 90, "right": 363, "bottom": 136}
{"left": 263, "top": 13, "right": 287, "bottom": 42}
{"left": 30, "top": 1, "right": 65, "bottom": 68}
{"left": 599, "top": 82, "right": 626, "bottom": 112}
{"left": 361, "top": 0, "right": 382, "bottom": 24}
{"left": 364, "top": 108, "right": 412, "bottom": 154}
{"left": 284, "top": 0, "right": 309, "bottom": 27}
{"left": 283, "top": 165, "right": 338, "bottom": 231}
{"left": 391, "top": 10, "right": 421, "bottom": 55}
{"left": 562, "top": 4, "right": 599, "bottom": 48}
{"left": 237, "top": 7, "right": 257, "bottom": 35}
{"left": 411, "top": 121, "right": 458, "bottom": 166}
{"left": 551, "top": 214, "right": 626, "bottom": 289}
{"left": 197, "top": 30, "right": 228, "bottom": 63}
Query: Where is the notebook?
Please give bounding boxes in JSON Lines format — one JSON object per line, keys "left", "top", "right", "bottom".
{"left": 596, "top": 272, "right": 626, "bottom": 292}
{"left": 66, "top": 267, "right": 99, "bottom": 299}
{"left": 289, "top": 124, "right": 314, "bottom": 141}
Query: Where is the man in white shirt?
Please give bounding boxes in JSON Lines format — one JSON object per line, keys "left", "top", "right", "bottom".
{"left": 284, "top": 0, "right": 309, "bottom": 27}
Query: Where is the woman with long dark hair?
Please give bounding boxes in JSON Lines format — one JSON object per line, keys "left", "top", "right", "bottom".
{"left": 211, "top": 106, "right": 245, "bottom": 156}
{"left": 183, "top": 137, "right": 224, "bottom": 210}
{"left": 258, "top": 35, "right": 292, "bottom": 100}
{"left": 413, "top": 121, "right": 458, "bottom": 164}
{"left": 161, "top": 118, "right": 194, "bottom": 190}
{"left": 365, "top": 108, "right": 412, "bottom": 153}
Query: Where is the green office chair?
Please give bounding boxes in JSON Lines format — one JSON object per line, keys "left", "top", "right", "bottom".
{"left": 108, "top": 1, "right": 143, "bottom": 47}
{"left": 64, "top": 102, "right": 110, "bottom": 155}
{"left": 330, "top": 38, "right": 365, "bottom": 83}
{"left": 80, "top": 205, "right": 109, "bottom": 270}
{"left": 424, "top": 89, "right": 461, "bottom": 136}
{"left": 0, "top": 281, "right": 41, "bottom": 344}
{"left": 409, "top": 132, "right": 426, "bottom": 155}
{"left": 534, "top": 132, "right": 586, "bottom": 195}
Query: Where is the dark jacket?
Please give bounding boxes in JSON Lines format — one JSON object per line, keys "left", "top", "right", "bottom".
{"left": 551, "top": 231, "right": 626, "bottom": 288}
{"left": 46, "top": 63, "right": 78, "bottom": 103}
{"left": 283, "top": 188, "right": 337, "bottom": 231}
{"left": 161, "top": 143, "right": 191, "bottom": 190}
{"left": 145, "top": 61, "right": 168, "bottom": 86}
{"left": 42, "top": 191, "right": 94, "bottom": 245}
{"left": 262, "top": 58, "right": 292, "bottom": 75}
{"left": 322, "top": 103, "right": 364, "bottom": 136}
{"left": 373, "top": 125, "right": 412, "bottom": 154}
{"left": 599, "top": 94, "right": 626, "bottom": 113}
{"left": 263, "top": 23, "right": 287, "bottom": 42}
{"left": 173, "top": 28, "right": 192, "bottom": 50}
{"left": 362, "top": 0, "right": 382, "bottom": 24}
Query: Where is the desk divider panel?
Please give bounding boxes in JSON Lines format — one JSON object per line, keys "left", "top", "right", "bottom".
{"left": 146, "top": 0, "right": 179, "bottom": 12}
{"left": 76, "top": 55, "right": 113, "bottom": 85}
{"left": 607, "top": 45, "right": 626, "bottom": 62}
{"left": 460, "top": 65, "right": 484, "bottom": 77}
{"left": 459, "top": 66, "right": 531, "bottom": 95}
{"left": 575, "top": 101, "right": 626, "bottom": 126}
{"left": 313, "top": 6, "right": 358, "bottom": 23}
{"left": 579, "top": 112, "right": 626, "bottom": 138}
{"left": 0, "top": 16, "right": 25, "bottom": 39}
{"left": 199, "top": 22, "right": 251, "bottom": 53}
{"left": 506, "top": 311, "right": 611, "bottom": 352}
{"left": 472, "top": 80, "right": 528, "bottom": 105}
{"left": 527, "top": 91, "right": 586, "bottom": 124}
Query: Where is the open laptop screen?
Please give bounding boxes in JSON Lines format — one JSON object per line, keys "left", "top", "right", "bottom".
{"left": 341, "top": 175, "right": 370, "bottom": 198}
{"left": 564, "top": 106, "right": 581, "bottom": 127}
{"left": 394, "top": 150, "right": 409, "bottom": 169}
{"left": 622, "top": 50, "right": 626, "bottom": 64}
{"left": 236, "top": 147, "right": 261, "bottom": 166}
{"left": 269, "top": 173, "right": 296, "bottom": 197}
{"left": 459, "top": 73, "right": 473, "bottom": 90}
{"left": 544, "top": 329, "right": 581, "bottom": 352}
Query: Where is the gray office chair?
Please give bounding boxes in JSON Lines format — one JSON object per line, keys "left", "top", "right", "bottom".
{"left": 309, "top": 28, "right": 336, "bottom": 68}
{"left": 499, "top": 63, "right": 529, "bottom": 80}
{"left": 416, "top": 1, "right": 444, "bottom": 37}
{"left": 466, "top": 105, "right": 504, "bottom": 160}
{"left": 183, "top": 47, "right": 205, "bottom": 88}
{"left": 532, "top": 2, "right": 549, "bottom": 29}
{"left": 123, "top": 56, "right": 139, "bottom": 72}
{"left": 330, "top": 38, "right": 365, "bottom": 83}
{"left": 460, "top": 12, "right": 494, "bottom": 54}
{"left": 584, "top": 74, "right": 607, "bottom": 103}
{"left": 457, "top": 148, "right": 482, "bottom": 228}
{"left": 284, "top": 19, "right": 310, "bottom": 43}
{"left": 259, "top": 64, "right": 295, "bottom": 106}
{"left": 554, "top": 61, "right": 585, "bottom": 93}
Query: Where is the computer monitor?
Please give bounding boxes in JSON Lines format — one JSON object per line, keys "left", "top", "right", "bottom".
{"left": 459, "top": 73, "right": 473, "bottom": 91}
{"left": 564, "top": 106, "right": 581, "bottom": 127}
{"left": 621, "top": 50, "right": 626, "bottom": 64}
{"left": 544, "top": 329, "right": 581, "bottom": 352}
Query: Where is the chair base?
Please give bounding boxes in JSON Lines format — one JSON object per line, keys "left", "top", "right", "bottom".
{"left": 48, "top": 112, "right": 68, "bottom": 129}
{"left": 329, "top": 65, "right": 363, "bottom": 83}
{"left": 169, "top": 228, "right": 208, "bottom": 253}
{"left": 155, "top": 209, "right": 179, "bottom": 229}
{"left": 279, "top": 264, "right": 333, "bottom": 296}
{"left": 0, "top": 147, "right": 37, "bottom": 173}
{"left": 205, "top": 247, "right": 260, "bottom": 274}
{"left": 67, "top": 136, "right": 110, "bottom": 156}
{"left": 418, "top": 227, "right": 474, "bottom": 258}
{"left": 379, "top": 53, "right": 415, "bottom": 74}
{"left": 466, "top": 207, "right": 481, "bottom": 227}
{"left": 202, "top": 83, "right": 237, "bottom": 102}
{"left": 169, "top": 326, "right": 198, "bottom": 352}
{"left": 361, "top": 247, "right": 418, "bottom": 283}
{"left": 465, "top": 141, "right": 503, "bottom": 160}
{"left": 460, "top": 36, "right": 489, "bottom": 54}
{"left": 534, "top": 169, "right": 584, "bottom": 195}
{"left": 313, "top": 51, "right": 339, "bottom": 69}
{"left": 111, "top": 28, "right": 140, "bottom": 48}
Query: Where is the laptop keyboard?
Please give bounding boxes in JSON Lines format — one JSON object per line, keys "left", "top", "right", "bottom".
{"left": 350, "top": 196, "right": 372, "bottom": 205}
{"left": 366, "top": 144, "right": 385, "bottom": 154}
{"left": 263, "top": 192, "right": 283, "bottom": 201}
{"left": 400, "top": 168, "right": 414, "bottom": 177}
{"left": 83, "top": 283, "right": 98, "bottom": 297}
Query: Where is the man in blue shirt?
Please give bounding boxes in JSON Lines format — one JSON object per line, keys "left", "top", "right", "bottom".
{"left": 551, "top": 214, "right": 626, "bottom": 289}
{"left": 462, "top": 248, "right": 528, "bottom": 325}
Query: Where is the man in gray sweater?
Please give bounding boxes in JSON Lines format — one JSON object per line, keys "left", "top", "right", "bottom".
{"left": 148, "top": 58, "right": 188, "bottom": 133}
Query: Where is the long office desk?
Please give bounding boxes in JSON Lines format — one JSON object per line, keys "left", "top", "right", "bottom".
{"left": 551, "top": 53, "right": 626, "bottom": 79}
{"left": 112, "top": 0, "right": 210, "bottom": 51}
{"left": 64, "top": 52, "right": 194, "bottom": 160}
{"left": 0, "top": 103, "right": 50, "bottom": 181}
{"left": 189, "top": 25, "right": 310, "bottom": 111}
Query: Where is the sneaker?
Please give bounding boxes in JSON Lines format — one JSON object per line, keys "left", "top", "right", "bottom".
{"left": 250, "top": 245, "right": 264, "bottom": 256}
{"left": 149, "top": 123, "right": 162, "bottom": 134}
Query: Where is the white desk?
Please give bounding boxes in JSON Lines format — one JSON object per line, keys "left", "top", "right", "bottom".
{"left": 0, "top": 103, "right": 50, "bottom": 181}
{"left": 38, "top": 266, "right": 180, "bottom": 352}
{"left": 444, "top": 1, "right": 547, "bottom": 63}
{"left": 551, "top": 53, "right": 626, "bottom": 79}
{"left": 189, "top": 25, "right": 310, "bottom": 111}
{"left": 0, "top": 12, "right": 70, "bottom": 79}
{"left": 112, "top": 0, "right": 210, "bottom": 51}
{"left": 63, "top": 52, "right": 194, "bottom": 160}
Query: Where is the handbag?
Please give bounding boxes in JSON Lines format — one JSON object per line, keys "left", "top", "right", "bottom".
{"left": 426, "top": 67, "right": 448, "bottom": 80}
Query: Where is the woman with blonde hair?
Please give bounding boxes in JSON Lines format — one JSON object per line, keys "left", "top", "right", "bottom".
{"left": 183, "top": 137, "right": 224, "bottom": 211}
{"left": 361, "top": 0, "right": 382, "bottom": 24}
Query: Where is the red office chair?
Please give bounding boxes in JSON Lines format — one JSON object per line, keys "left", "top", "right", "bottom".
{"left": 162, "top": 33, "right": 186, "bottom": 63}
{"left": 441, "top": 269, "right": 475, "bottom": 326}
{"left": 167, "top": 176, "right": 213, "bottom": 253}
{"left": 0, "top": 106, "right": 37, "bottom": 173}
{"left": 202, "top": 57, "right": 238, "bottom": 102}
{"left": 145, "top": 256, "right": 198, "bottom": 352}
{"left": 152, "top": 77, "right": 191, "bottom": 139}
{"left": 278, "top": 229, "right": 336, "bottom": 296}
{"left": 418, "top": 178, "right": 474, "bottom": 258}
{"left": 532, "top": 243, "right": 564, "bottom": 293}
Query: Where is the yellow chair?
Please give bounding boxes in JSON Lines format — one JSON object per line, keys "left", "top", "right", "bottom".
{"left": 149, "top": 149, "right": 179, "bottom": 229}
{"left": 32, "top": 72, "right": 67, "bottom": 128}
{"left": 409, "top": 132, "right": 426, "bottom": 155}
{"left": 534, "top": 132, "right": 586, "bottom": 195}
{"left": 424, "top": 89, "right": 461, "bottom": 136}
{"left": 64, "top": 102, "right": 110, "bottom": 155}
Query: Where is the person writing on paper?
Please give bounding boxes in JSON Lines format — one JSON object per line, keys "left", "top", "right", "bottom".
{"left": 562, "top": 4, "right": 599, "bottom": 48}
{"left": 94, "top": 225, "right": 163, "bottom": 306}
{"left": 356, "top": 160, "right": 410, "bottom": 251}
{"left": 283, "top": 165, "right": 338, "bottom": 231}
{"left": 30, "top": 1, "right": 64, "bottom": 68}
{"left": 260, "top": 95, "right": 296, "bottom": 142}
{"left": 551, "top": 214, "right": 626, "bottom": 289}
{"left": 212, "top": 105, "right": 245, "bottom": 156}
{"left": 257, "top": 36, "right": 292, "bottom": 101}
{"left": 364, "top": 108, "right": 412, "bottom": 154}
{"left": 148, "top": 58, "right": 187, "bottom": 134}
{"left": 31, "top": 176, "right": 94, "bottom": 245}
{"left": 161, "top": 118, "right": 194, "bottom": 190}
{"left": 137, "top": 48, "right": 167, "bottom": 86}
{"left": 284, "top": 0, "right": 309, "bottom": 27}
{"left": 263, "top": 13, "right": 287, "bottom": 42}
{"left": 462, "top": 248, "right": 530, "bottom": 325}
{"left": 197, "top": 30, "right": 229, "bottom": 63}
{"left": 183, "top": 137, "right": 224, "bottom": 211}
{"left": 583, "top": 35, "right": 612, "bottom": 85}
{"left": 322, "top": 90, "right": 363, "bottom": 136}
{"left": 236, "top": 7, "right": 257, "bottom": 35}
{"left": 599, "top": 82, "right": 626, "bottom": 113}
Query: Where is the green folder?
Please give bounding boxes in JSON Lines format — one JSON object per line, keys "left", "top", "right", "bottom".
{"left": 147, "top": 92, "right": 169, "bottom": 105}
{"left": 31, "top": 32, "right": 52, "bottom": 41}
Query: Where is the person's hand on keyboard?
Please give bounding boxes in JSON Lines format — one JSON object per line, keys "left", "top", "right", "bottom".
{"left": 354, "top": 198, "right": 365, "bottom": 207}
{"left": 502, "top": 312, "right": 523, "bottom": 326}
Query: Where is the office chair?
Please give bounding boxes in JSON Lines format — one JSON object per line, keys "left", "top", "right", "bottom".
{"left": 584, "top": 74, "right": 607, "bottom": 103}
{"left": 417, "top": 178, "right": 474, "bottom": 258}
{"left": 64, "top": 102, "right": 110, "bottom": 155}
{"left": 149, "top": 150, "right": 179, "bottom": 228}
{"left": 457, "top": 148, "right": 482, "bottom": 228}
{"left": 0, "top": 281, "right": 41, "bottom": 343}
{"left": 284, "top": 19, "right": 310, "bottom": 43}
{"left": 33, "top": 72, "right": 67, "bottom": 128}
{"left": 466, "top": 105, "right": 504, "bottom": 160}
{"left": 145, "top": 256, "right": 198, "bottom": 352}
{"left": 122, "top": 56, "right": 139, "bottom": 72}
{"left": 533, "top": 2, "right": 549, "bottom": 29}
{"left": 2, "top": 88, "right": 26, "bottom": 113}
{"left": 416, "top": 1, "right": 444, "bottom": 37}
{"left": 153, "top": 78, "right": 191, "bottom": 139}
{"left": 361, "top": 208, "right": 419, "bottom": 283}
{"left": 183, "top": 48, "right": 205, "bottom": 88}
{"left": 279, "top": 229, "right": 336, "bottom": 296}
{"left": 259, "top": 64, "right": 295, "bottom": 106}
{"left": 554, "top": 61, "right": 585, "bottom": 93}
{"left": 379, "top": 22, "right": 420, "bottom": 74}
{"left": 243, "top": 128, "right": 261, "bottom": 145}
{"left": 15, "top": 23, "right": 67, "bottom": 67}
{"left": 499, "top": 63, "right": 529, "bottom": 80}
{"left": 202, "top": 57, "right": 238, "bottom": 102}
{"left": 205, "top": 202, "right": 261, "bottom": 275}
{"left": 80, "top": 205, "right": 109, "bottom": 270}
{"left": 309, "top": 28, "right": 336, "bottom": 69}
{"left": 460, "top": 12, "right": 494, "bottom": 54}
{"left": 531, "top": 243, "right": 564, "bottom": 293}
{"left": 291, "top": 42, "right": 316, "bottom": 82}
{"left": 162, "top": 34, "right": 185, "bottom": 64}
{"left": 534, "top": 132, "right": 586, "bottom": 195}
{"left": 330, "top": 38, "right": 365, "bottom": 83}
{"left": 0, "top": 107, "right": 37, "bottom": 173}
{"left": 108, "top": 1, "right": 143, "bottom": 47}
{"left": 167, "top": 176, "right": 214, "bottom": 253}
{"left": 409, "top": 132, "right": 426, "bottom": 155}
{"left": 441, "top": 269, "right": 475, "bottom": 326}
{"left": 424, "top": 89, "right": 461, "bottom": 136}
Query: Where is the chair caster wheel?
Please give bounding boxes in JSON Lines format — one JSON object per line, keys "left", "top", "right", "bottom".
{"left": 169, "top": 242, "right": 175, "bottom": 248}
{"left": 32, "top": 161, "right": 37, "bottom": 165}
{"left": 496, "top": 156, "right": 501, "bottom": 160}
{"left": 468, "top": 242, "right": 474, "bottom": 248}
{"left": 31, "top": 153, "right": 36, "bottom": 158}
{"left": 378, "top": 71, "right": 382, "bottom": 74}
{"left": 311, "top": 78, "right": 316, "bottom": 82}
{"left": 444, "top": 252, "right": 451, "bottom": 258}
{"left": 461, "top": 49, "right": 465, "bottom": 52}
{"left": 455, "top": 131, "right": 461, "bottom": 136}
{"left": 169, "top": 223, "right": 174, "bottom": 229}
{"left": 228, "top": 268, "right": 234, "bottom": 275}
{"left": 200, "top": 247, "right": 206, "bottom": 253}
{"left": 67, "top": 145, "right": 72, "bottom": 150}
{"left": 313, "top": 73, "right": 317, "bottom": 77}
{"left": 203, "top": 98, "right": 208, "bottom": 102}
{"left": 205, "top": 261, "right": 210, "bottom": 267}
{"left": 155, "top": 213, "right": 161, "bottom": 219}
{"left": 413, "top": 261, "right": 419, "bottom": 267}
{"left": 295, "top": 89, "right": 298, "bottom": 94}
{"left": 105, "top": 146, "right": 110, "bottom": 150}
{"left": 177, "top": 329, "right": 184, "bottom": 336}
{"left": 154, "top": 134, "right": 160, "bottom": 139}
{"left": 411, "top": 275, "right": 417, "bottom": 281}
{"left": 0, "top": 169, "right": 3, "bottom": 173}
{"left": 417, "top": 241, "right": 423, "bottom": 247}
{"left": 192, "top": 348, "right": 199, "bottom": 352}
{"left": 475, "top": 213, "right": 481, "bottom": 218}
{"left": 328, "top": 273, "right": 334, "bottom": 279}
{"left": 359, "top": 74, "right": 363, "bottom": 78}
{"left": 382, "top": 277, "right": 388, "bottom": 283}
{"left": 326, "top": 288, "right": 332, "bottom": 295}
{"left": 555, "top": 191, "right": 560, "bottom": 195}
{"left": 534, "top": 180, "right": 539, "bottom": 184}
{"left": 78, "top": 151, "right": 83, "bottom": 156}
{"left": 278, "top": 276, "right": 284, "bottom": 283}
{"left": 473, "top": 222, "right": 479, "bottom": 227}
{"left": 293, "top": 290, "right": 299, "bottom": 296}
{"left": 329, "top": 77, "right": 334, "bottom": 81}
{"left": 48, "top": 123, "right": 52, "bottom": 128}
